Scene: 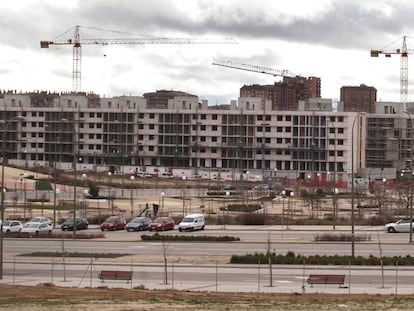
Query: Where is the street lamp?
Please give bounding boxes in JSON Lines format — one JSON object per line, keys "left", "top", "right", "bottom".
{"left": 403, "top": 110, "right": 413, "bottom": 243}
{"left": 351, "top": 113, "right": 361, "bottom": 258}
{"left": 130, "top": 175, "right": 135, "bottom": 218}
{"left": 160, "top": 192, "right": 165, "bottom": 216}
{"left": 0, "top": 116, "right": 25, "bottom": 280}
{"left": 107, "top": 171, "right": 112, "bottom": 213}
{"left": 62, "top": 118, "right": 78, "bottom": 238}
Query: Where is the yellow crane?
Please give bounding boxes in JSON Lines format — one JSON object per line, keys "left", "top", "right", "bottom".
{"left": 41, "top": 25, "right": 236, "bottom": 92}
{"left": 212, "top": 58, "right": 296, "bottom": 78}
{"left": 371, "top": 35, "right": 414, "bottom": 107}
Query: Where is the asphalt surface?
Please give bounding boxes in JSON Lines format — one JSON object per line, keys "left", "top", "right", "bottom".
{"left": 1, "top": 225, "right": 414, "bottom": 294}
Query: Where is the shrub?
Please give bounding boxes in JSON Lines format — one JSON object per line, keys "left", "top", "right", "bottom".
{"left": 237, "top": 213, "right": 266, "bottom": 225}
{"left": 141, "top": 233, "right": 240, "bottom": 242}
{"left": 230, "top": 252, "right": 414, "bottom": 266}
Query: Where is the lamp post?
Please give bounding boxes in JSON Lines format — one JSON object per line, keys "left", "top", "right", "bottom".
{"left": 0, "top": 116, "right": 25, "bottom": 280}
{"left": 160, "top": 192, "right": 165, "bottom": 216}
{"left": 107, "top": 171, "right": 112, "bottom": 213}
{"left": 403, "top": 111, "right": 413, "bottom": 243}
{"left": 130, "top": 175, "right": 135, "bottom": 218}
{"left": 351, "top": 113, "right": 360, "bottom": 258}
{"left": 62, "top": 118, "right": 78, "bottom": 238}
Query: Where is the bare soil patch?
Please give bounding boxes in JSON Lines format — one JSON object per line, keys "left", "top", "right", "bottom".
{"left": 1, "top": 283, "right": 414, "bottom": 311}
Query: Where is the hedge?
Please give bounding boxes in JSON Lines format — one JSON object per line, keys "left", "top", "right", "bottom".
{"left": 141, "top": 233, "right": 240, "bottom": 242}
{"left": 230, "top": 252, "right": 414, "bottom": 265}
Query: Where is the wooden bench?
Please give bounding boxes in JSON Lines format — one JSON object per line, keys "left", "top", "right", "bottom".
{"left": 98, "top": 270, "right": 133, "bottom": 283}
{"left": 307, "top": 274, "right": 345, "bottom": 287}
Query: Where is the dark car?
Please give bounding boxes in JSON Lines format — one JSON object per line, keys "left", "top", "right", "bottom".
{"left": 126, "top": 216, "right": 152, "bottom": 232}
{"left": 148, "top": 217, "right": 175, "bottom": 231}
{"left": 61, "top": 216, "right": 89, "bottom": 231}
{"left": 100, "top": 216, "right": 126, "bottom": 231}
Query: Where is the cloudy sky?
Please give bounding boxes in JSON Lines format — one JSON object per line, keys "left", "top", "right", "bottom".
{"left": 0, "top": 0, "right": 413, "bottom": 104}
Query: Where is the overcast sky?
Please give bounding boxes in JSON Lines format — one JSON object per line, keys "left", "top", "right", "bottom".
{"left": 1, "top": 0, "right": 413, "bottom": 104}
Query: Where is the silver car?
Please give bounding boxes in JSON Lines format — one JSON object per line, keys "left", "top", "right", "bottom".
{"left": 385, "top": 219, "right": 414, "bottom": 233}
{"left": 21, "top": 222, "right": 52, "bottom": 235}
{"left": 2, "top": 220, "right": 23, "bottom": 233}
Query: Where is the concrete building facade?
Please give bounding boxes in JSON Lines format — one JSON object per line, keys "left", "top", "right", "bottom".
{"left": 1, "top": 90, "right": 413, "bottom": 187}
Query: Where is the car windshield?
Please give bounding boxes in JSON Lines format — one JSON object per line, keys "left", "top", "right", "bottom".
{"left": 182, "top": 217, "right": 194, "bottom": 223}
{"left": 24, "top": 223, "right": 39, "bottom": 228}
{"left": 29, "top": 217, "right": 43, "bottom": 222}
{"left": 105, "top": 217, "right": 118, "bottom": 223}
{"left": 131, "top": 217, "right": 144, "bottom": 223}
{"left": 154, "top": 218, "right": 166, "bottom": 224}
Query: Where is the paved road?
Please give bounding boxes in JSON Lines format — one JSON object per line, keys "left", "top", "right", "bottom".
{"left": 2, "top": 225, "right": 414, "bottom": 294}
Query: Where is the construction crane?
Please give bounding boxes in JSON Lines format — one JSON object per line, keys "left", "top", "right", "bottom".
{"left": 212, "top": 58, "right": 296, "bottom": 78}
{"left": 41, "top": 25, "right": 237, "bottom": 93}
{"left": 371, "top": 35, "right": 414, "bottom": 107}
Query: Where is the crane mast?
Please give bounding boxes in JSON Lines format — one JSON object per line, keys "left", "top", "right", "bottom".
{"left": 212, "top": 59, "right": 295, "bottom": 78}
{"left": 41, "top": 25, "right": 236, "bottom": 92}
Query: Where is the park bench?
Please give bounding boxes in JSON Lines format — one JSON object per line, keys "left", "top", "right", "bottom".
{"left": 307, "top": 274, "right": 345, "bottom": 287}
{"left": 98, "top": 270, "right": 133, "bottom": 283}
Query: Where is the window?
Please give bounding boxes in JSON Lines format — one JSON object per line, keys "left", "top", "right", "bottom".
{"left": 200, "top": 114, "right": 206, "bottom": 120}
{"left": 201, "top": 125, "right": 206, "bottom": 131}
{"left": 31, "top": 122, "right": 36, "bottom": 127}
{"left": 97, "top": 134, "right": 102, "bottom": 139}
{"left": 212, "top": 114, "right": 218, "bottom": 120}
{"left": 212, "top": 137, "right": 217, "bottom": 142}
{"left": 89, "top": 123, "right": 94, "bottom": 129}
{"left": 277, "top": 115, "right": 283, "bottom": 121}
{"left": 149, "top": 113, "right": 155, "bottom": 119}
{"left": 212, "top": 125, "right": 217, "bottom": 131}
{"left": 31, "top": 133, "right": 36, "bottom": 138}
{"left": 212, "top": 148, "right": 217, "bottom": 153}
{"left": 149, "top": 124, "right": 155, "bottom": 130}
{"left": 277, "top": 127, "right": 282, "bottom": 132}
{"left": 277, "top": 138, "right": 282, "bottom": 144}
{"left": 338, "top": 139, "right": 344, "bottom": 145}
{"left": 338, "top": 128, "right": 344, "bottom": 134}
{"left": 79, "top": 112, "right": 84, "bottom": 118}
{"left": 89, "top": 134, "right": 94, "bottom": 139}
{"left": 149, "top": 146, "right": 154, "bottom": 151}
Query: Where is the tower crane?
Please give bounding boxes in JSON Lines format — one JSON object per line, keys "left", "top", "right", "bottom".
{"left": 212, "top": 58, "right": 296, "bottom": 78}
{"left": 41, "top": 25, "right": 237, "bottom": 93}
{"left": 370, "top": 35, "right": 414, "bottom": 107}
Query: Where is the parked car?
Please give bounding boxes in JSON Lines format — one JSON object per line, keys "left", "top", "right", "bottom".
{"left": 148, "top": 217, "right": 175, "bottom": 231}
{"left": 2, "top": 220, "right": 23, "bottom": 233}
{"left": 385, "top": 218, "right": 414, "bottom": 233}
{"left": 21, "top": 222, "right": 52, "bottom": 235}
{"left": 126, "top": 216, "right": 152, "bottom": 232}
{"left": 26, "top": 217, "right": 53, "bottom": 227}
{"left": 100, "top": 216, "right": 126, "bottom": 231}
{"left": 178, "top": 214, "right": 205, "bottom": 232}
{"left": 61, "top": 216, "right": 89, "bottom": 231}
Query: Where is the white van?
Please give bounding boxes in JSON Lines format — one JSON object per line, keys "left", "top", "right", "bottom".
{"left": 178, "top": 213, "right": 205, "bottom": 232}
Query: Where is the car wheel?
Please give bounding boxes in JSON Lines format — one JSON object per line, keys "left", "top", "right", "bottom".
{"left": 388, "top": 227, "right": 396, "bottom": 233}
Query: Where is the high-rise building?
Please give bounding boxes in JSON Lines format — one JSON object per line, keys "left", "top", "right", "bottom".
{"left": 340, "top": 84, "right": 377, "bottom": 113}
{"left": 240, "top": 76, "right": 321, "bottom": 111}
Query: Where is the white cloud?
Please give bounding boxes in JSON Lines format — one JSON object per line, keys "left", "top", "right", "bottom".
{"left": 0, "top": 0, "right": 413, "bottom": 104}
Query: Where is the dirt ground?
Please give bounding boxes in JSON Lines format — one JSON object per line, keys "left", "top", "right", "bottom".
{"left": 1, "top": 283, "right": 414, "bottom": 311}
